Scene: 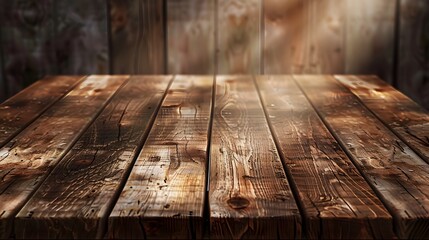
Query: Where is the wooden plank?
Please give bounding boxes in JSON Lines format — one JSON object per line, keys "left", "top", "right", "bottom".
{"left": 167, "top": 0, "right": 215, "bottom": 74}
{"left": 209, "top": 76, "right": 301, "bottom": 239}
{"left": 263, "top": 0, "right": 307, "bottom": 74}
{"left": 397, "top": 0, "right": 429, "bottom": 110}
{"left": 336, "top": 75, "right": 429, "bottom": 165}
{"left": 0, "top": 0, "right": 57, "bottom": 97}
{"left": 0, "top": 75, "right": 127, "bottom": 238}
{"left": 0, "top": 75, "right": 84, "bottom": 147}
{"left": 54, "top": 0, "right": 109, "bottom": 74}
{"left": 108, "top": 75, "right": 213, "bottom": 239}
{"left": 256, "top": 75, "right": 395, "bottom": 239}
{"left": 295, "top": 75, "right": 429, "bottom": 239}
{"left": 264, "top": 0, "right": 345, "bottom": 74}
{"left": 110, "top": 0, "right": 165, "bottom": 74}
{"left": 345, "top": 0, "right": 396, "bottom": 84}
{"left": 305, "top": 0, "right": 345, "bottom": 73}
{"left": 16, "top": 76, "right": 172, "bottom": 239}
{"left": 217, "top": 0, "right": 261, "bottom": 74}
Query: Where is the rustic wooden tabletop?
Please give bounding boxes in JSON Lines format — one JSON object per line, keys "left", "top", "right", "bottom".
{"left": 0, "top": 75, "right": 428, "bottom": 239}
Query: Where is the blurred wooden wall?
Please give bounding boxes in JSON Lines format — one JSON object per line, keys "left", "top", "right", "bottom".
{"left": 0, "top": 0, "right": 428, "bottom": 109}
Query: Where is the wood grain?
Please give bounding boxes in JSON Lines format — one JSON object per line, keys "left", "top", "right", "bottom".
{"left": 0, "top": 75, "right": 84, "bottom": 147}
{"left": 54, "top": 0, "right": 109, "bottom": 74}
{"left": 110, "top": 0, "right": 165, "bottom": 74}
{"left": 15, "top": 76, "right": 171, "bottom": 239}
{"left": 336, "top": 75, "right": 429, "bottom": 165}
{"left": 109, "top": 75, "right": 213, "bottom": 239}
{"left": 167, "top": 0, "right": 215, "bottom": 74}
{"left": 0, "top": 75, "right": 127, "bottom": 238}
{"left": 263, "top": 0, "right": 307, "bottom": 74}
{"left": 209, "top": 75, "right": 301, "bottom": 239}
{"left": 264, "top": 0, "right": 345, "bottom": 74}
{"left": 217, "top": 0, "right": 261, "bottom": 74}
{"left": 345, "top": 0, "right": 396, "bottom": 84}
{"left": 305, "top": 0, "right": 345, "bottom": 74}
{"left": 256, "top": 75, "right": 395, "bottom": 239}
{"left": 397, "top": 0, "right": 429, "bottom": 110}
{"left": 296, "top": 75, "right": 429, "bottom": 239}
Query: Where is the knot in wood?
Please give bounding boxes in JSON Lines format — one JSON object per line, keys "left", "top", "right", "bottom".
{"left": 227, "top": 196, "right": 250, "bottom": 210}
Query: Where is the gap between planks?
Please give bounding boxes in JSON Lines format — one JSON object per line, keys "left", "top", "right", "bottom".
{"left": 254, "top": 75, "right": 395, "bottom": 239}
{"left": 0, "top": 75, "right": 131, "bottom": 238}
{"left": 0, "top": 75, "right": 87, "bottom": 148}
{"left": 15, "top": 75, "right": 174, "bottom": 239}
{"left": 335, "top": 75, "right": 429, "bottom": 165}
{"left": 294, "top": 75, "right": 429, "bottom": 239}
{"left": 108, "top": 75, "right": 213, "bottom": 239}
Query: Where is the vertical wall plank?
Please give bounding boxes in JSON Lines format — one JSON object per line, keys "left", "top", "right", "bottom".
{"left": 397, "top": 0, "right": 429, "bottom": 109}
{"left": 167, "top": 0, "right": 215, "bottom": 74}
{"left": 0, "top": 0, "right": 56, "bottom": 98}
{"left": 263, "top": 0, "right": 307, "bottom": 74}
{"left": 345, "top": 0, "right": 396, "bottom": 83}
{"left": 110, "top": 0, "right": 165, "bottom": 74}
{"left": 305, "top": 0, "right": 345, "bottom": 73}
{"left": 217, "top": 0, "right": 261, "bottom": 74}
{"left": 54, "top": 0, "right": 109, "bottom": 74}
{"left": 263, "top": 0, "right": 345, "bottom": 74}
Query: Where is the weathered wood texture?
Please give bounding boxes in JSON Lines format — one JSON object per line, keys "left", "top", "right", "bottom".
{"left": 16, "top": 76, "right": 171, "bottom": 239}
{"left": 264, "top": 0, "right": 345, "bottom": 74}
{"left": 167, "top": 0, "right": 215, "bottom": 74}
{"left": 109, "top": 75, "right": 213, "bottom": 239}
{"left": 110, "top": 0, "right": 165, "bottom": 74}
{"left": 0, "top": 75, "right": 84, "bottom": 147}
{"left": 209, "top": 76, "right": 301, "bottom": 239}
{"left": 217, "top": 0, "right": 261, "bottom": 74}
{"left": 296, "top": 75, "right": 429, "bottom": 239}
{"left": 397, "top": 0, "right": 429, "bottom": 109}
{"left": 256, "top": 75, "right": 395, "bottom": 239}
{"left": 0, "top": 76, "right": 127, "bottom": 238}
{"left": 345, "top": 0, "right": 395, "bottom": 84}
{"left": 54, "top": 0, "right": 109, "bottom": 74}
{"left": 0, "top": 0, "right": 57, "bottom": 97}
{"left": 336, "top": 75, "right": 429, "bottom": 165}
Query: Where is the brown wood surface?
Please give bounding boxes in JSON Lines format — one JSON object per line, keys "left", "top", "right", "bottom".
{"left": 336, "top": 75, "right": 429, "bottom": 165}
{"left": 397, "top": 0, "right": 429, "bottom": 110}
{"left": 209, "top": 75, "right": 301, "bottom": 239}
{"left": 109, "top": 75, "right": 213, "bottom": 239}
{"left": 263, "top": 0, "right": 307, "bottom": 74}
{"left": 0, "top": 75, "right": 127, "bottom": 238}
{"left": 296, "top": 75, "right": 429, "bottom": 239}
{"left": 256, "top": 75, "right": 395, "bottom": 239}
{"left": 263, "top": 0, "right": 345, "bottom": 74}
{"left": 217, "top": 0, "right": 261, "bottom": 74}
{"left": 167, "top": 0, "right": 215, "bottom": 74}
{"left": 110, "top": 0, "right": 165, "bottom": 74}
{"left": 0, "top": 75, "right": 84, "bottom": 147}
{"left": 305, "top": 0, "right": 345, "bottom": 74}
{"left": 345, "top": 0, "right": 395, "bottom": 84}
{"left": 15, "top": 76, "right": 171, "bottom": 239}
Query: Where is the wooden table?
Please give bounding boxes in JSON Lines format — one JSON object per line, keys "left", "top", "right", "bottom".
{"left": 0, "top": 75, "right": 428, "bottom": 239}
